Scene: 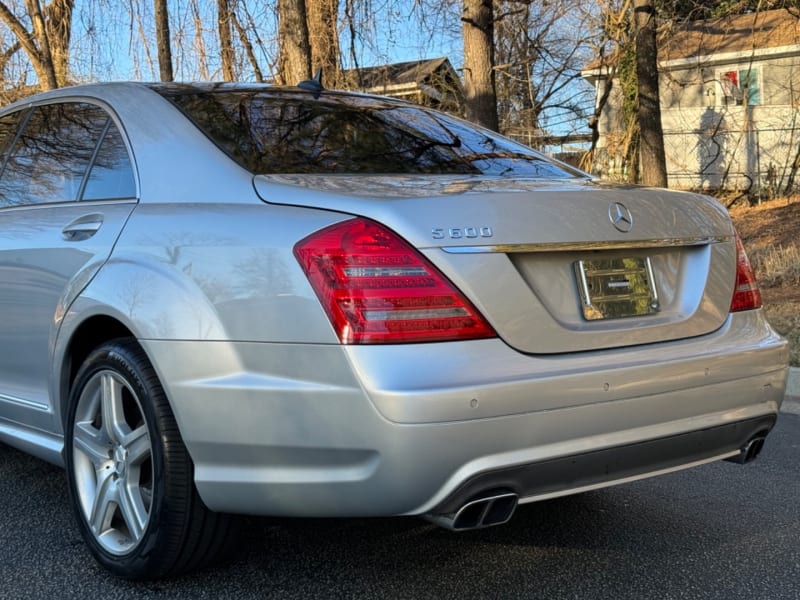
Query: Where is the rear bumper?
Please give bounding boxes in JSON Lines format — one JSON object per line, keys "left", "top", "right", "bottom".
{"left": 430, "top": 414, "right": 776, "bottom": 516}
{"left": 141, "top": 310, "right": 788, "bottom": 518}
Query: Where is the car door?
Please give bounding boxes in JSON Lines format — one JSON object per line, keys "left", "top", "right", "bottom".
{"left": 0, "top": 101, "right": 137, "bottom": 434}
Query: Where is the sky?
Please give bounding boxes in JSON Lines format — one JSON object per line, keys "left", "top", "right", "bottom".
{"left": 1, "top": 0, "right": 591, "bottom": 138}
{"left": 58, "top": 1, "right": 463, "bottom": 83}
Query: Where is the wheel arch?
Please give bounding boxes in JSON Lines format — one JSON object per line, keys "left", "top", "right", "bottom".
{"left": 57, "top": 314, "right": 138, "bottom": 430}
{"left": 62, "top": 334, "right": 238, "bottom": 577}
{"left": 53, "top": 252, "right": 229, "bottom": 432}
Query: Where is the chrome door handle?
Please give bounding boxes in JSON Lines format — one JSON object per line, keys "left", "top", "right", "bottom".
{"left": 62, "top": 214, "right": 104, "bottom": 241}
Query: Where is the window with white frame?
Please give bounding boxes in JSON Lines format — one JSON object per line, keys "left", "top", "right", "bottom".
{"left": 718, "top": 67, "right": 761, "bottom": 106}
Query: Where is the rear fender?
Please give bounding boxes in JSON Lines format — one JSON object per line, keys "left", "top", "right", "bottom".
{"left": 52, "top": 255, "right": 232, "bottom": 431}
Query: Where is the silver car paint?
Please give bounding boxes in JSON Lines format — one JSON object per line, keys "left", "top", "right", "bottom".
{"left": 0, "top": 200, "right": 136, "bottom": 431}
{"left": 0, "top": 83, "right": 789, "bottom": 521}
{"left": 253, "top": 175, "right": 739, "bottom": 352}
{"left": 138, "top": 311, "right": 785, "bottom": 516}
{"left": 253, "top": 175, "right": 734, "bottom": 247}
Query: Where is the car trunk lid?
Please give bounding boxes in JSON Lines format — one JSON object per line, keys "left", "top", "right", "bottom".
{"left": 254, "top": 174, "right": 736, "bottom": 353}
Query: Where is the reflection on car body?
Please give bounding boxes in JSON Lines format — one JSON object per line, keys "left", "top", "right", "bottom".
{"left": 0, "top": 82, "right": 788, "bottom": 579}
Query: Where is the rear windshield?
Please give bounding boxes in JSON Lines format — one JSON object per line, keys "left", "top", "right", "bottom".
{"left": 156, "top": 88, "right": 581, "bottom": 178}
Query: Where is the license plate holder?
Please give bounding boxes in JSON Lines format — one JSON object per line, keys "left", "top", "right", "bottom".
{"left": 574, "top": 256, "right": 660, "bottom": 321}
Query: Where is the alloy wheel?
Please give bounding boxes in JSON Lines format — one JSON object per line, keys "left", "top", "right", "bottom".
{"left": 71, "top": 369, "right": 153, "bottom": 555}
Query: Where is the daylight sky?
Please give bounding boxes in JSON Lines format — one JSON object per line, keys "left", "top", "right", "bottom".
{"left": 2, "top": 1, "right": 590, "bottom": 137}
{"left": 61, "top": 1, "right": 462, "bottom": 82}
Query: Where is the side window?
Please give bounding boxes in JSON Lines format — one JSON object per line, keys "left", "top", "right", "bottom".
{"left": 0, "top": 103, "right": 107, "bottom": 208}
{"left": 82, "top": 123, "right": 136, "bottom": 200}
{"left": 0, "top": 111, "right": 23, "bottom": 166}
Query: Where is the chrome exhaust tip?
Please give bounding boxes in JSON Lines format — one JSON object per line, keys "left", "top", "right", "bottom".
{"left": 426, "top": 492, "right": 518, "bottom": 531}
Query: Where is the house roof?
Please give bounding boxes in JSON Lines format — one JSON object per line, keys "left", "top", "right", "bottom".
{"left": 582, "top": 8, "right": 800, "bottom": 74}
{"left": 660, "top": 8, "right": 800, "bottom": 62}
{"left": 343, "top": 57, "right": 461, "bottom": 92}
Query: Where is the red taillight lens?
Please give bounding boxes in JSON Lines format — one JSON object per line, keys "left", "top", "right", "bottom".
{"left": 730, "top": 232, "right": 762, "bottom": 313}
{"left": 294, "top": 218, "right": 497, "bottom": 344}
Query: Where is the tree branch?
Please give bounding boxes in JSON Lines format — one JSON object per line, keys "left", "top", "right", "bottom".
{"left": 0, "top": 2, "right": 42, "bottom": 68}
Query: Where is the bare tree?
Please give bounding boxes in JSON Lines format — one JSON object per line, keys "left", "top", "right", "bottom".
{"left": 462, "top": 0, "right": 499, "bottom": 130}
{"left": 276, "top": 0, "right": 343, "bottom": 86}
{"left": 154, "top": 0, "right": 173, "bottom": 81}
{"left": 583, "top": 0, "right": 633, "bottom": 171}
{"left": 187, "top": 0, "right": 210, "bottom": 79}
{"left": 785, "top": 138, "right": 800, "bottom": 195}
{"left": 634, "top": 0, "right": 667, "bottom": 186}
{"left": 0, "top": 39, "right": 20, "bottom": 73}
{"left": 0, "top": 0, "right": 76, "bottom": 90}
{"left": 584, "top": 0, "right": 670, "bottom": 184}
{"left": 230, "top": 3, "right": 265, "bottom": 82}
{"left": 306, "top": 0, "right": 340, "bottom": 86}
{"left": 494, "top": 1, "right": 597, "bottom": 147}
{"left": 44, "top": 0, "right": 73, "bottom": 86}
{"left": 278, "top": 0, "right": 311, "bottom": 84}
{"left": 0, "top": 38, "right": 23, "bottom": 102}
{"left": 494, "top": 2, "right": 538, "bottom": 141}
{"left": 216, "top": 0, "right": 235, "bottom": 81}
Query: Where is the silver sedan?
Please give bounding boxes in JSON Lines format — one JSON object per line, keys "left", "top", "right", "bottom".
{"left": 0, "top": 82, "right": 788, "bottom": 579}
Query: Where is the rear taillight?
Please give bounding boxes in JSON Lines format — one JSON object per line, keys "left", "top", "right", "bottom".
{"left": 730, "top": 232, "right": 762, "bottom": 313}
{"left": 294, "top": 218, "right": 497, "bottom": 344}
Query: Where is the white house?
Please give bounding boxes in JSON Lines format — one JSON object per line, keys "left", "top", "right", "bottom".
{"left": 583, "top": 9, "right": 800, "bottom": 194}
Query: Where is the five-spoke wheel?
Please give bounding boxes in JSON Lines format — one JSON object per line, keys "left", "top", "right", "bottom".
{"left": 65, "top": 338, "right": 235, "bottom": 579}
{"left": 71, "top": 368, "right": 153, "bottom": 555}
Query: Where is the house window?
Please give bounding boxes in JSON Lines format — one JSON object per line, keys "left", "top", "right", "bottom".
{"left": 718, "top": 67, "right": 761, "bottom": 106}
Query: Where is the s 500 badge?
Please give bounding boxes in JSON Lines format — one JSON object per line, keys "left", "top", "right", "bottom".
{"left": 432, "top": 226, "right": 493, "bottom": 240}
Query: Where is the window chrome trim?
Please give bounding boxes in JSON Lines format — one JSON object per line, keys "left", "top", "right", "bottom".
{"left": 0, "top": 198, "right": 137, "bottom": 212}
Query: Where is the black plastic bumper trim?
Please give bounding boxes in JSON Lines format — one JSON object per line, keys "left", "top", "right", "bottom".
{"left": 433, "top": 415, "right": 777, "bottom": 515}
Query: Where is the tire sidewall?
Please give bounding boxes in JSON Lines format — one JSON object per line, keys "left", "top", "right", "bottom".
{"left": 65, "top": 341, "right": 172, "bottom": 578}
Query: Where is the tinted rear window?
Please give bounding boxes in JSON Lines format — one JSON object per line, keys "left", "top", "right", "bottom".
{"left": 157, "top": 88, "right": 579, "bottom": 178}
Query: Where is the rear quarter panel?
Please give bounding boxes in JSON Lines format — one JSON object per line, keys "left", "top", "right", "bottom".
{"left": 62, "top": 201, "right": 345, "bottom": 344}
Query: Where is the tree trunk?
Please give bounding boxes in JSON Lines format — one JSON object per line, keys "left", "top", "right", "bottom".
{"left": 154, "top": 0, "right": 173, "bottom": 82}
{"left": 583, "top": 67, "right": 617, "bottom": 172}
{"left": 0, "top": 1, "right": 53, "bottom": 89}
{"left": 24, "top": 0, "right": 58, "bottom": 89}
{"left": 462, "top": 0, "right": 499, "bottom": 131}
{"left": 278, "top": 0, "right": 311, "bottom": 85}
{"left": 306, "top": 0, "right": 340, "bottom": 87}
{"left": 634, "top": 0, "right": 667, "bottom": 187}
{"left": 216, "top": 0, "right": 235, "bottom": 81}
{"left": 783, "top": 140, "right": 800, "bottom": 195}
{"left": 44, "top": 0, "right": 73, "bottom": 87}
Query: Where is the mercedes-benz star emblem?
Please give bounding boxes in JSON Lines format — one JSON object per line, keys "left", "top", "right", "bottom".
{"left": 608, "top": 202, "right": 633, "bottom": 233}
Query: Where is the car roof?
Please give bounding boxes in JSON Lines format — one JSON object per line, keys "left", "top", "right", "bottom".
{"left": 0, "top": 81, "right": 416, "bottom": 115}
{"left": 0, "top": 82, "right": 261, "bottom": 204}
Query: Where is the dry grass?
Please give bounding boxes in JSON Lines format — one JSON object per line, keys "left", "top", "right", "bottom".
{"left": 763, "top": 304, "right": 800, "bottom": 367}
{"left": 750, "top": 243, "right": 800, "bottom": 288}
{"left": 729, "top": 197, "right": 800, "bottom": 367}
{"left": 752, "top": 244, "right": 800, "bottom": 365}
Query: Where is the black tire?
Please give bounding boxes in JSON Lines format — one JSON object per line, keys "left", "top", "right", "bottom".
{"left": 64, "top": 338, "right": 237, "bottom": 579}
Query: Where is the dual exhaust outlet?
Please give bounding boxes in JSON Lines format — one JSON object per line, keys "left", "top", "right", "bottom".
{"left": 426, "top": 492, "right": 519, "bottom": 531}
{"left": 428, "top": 435, "right": 769, "bottom": 531}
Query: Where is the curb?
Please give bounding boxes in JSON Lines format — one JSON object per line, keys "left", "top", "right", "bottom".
{"left": 783, "top": 367, "right": 800, "bottom": 415}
